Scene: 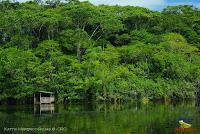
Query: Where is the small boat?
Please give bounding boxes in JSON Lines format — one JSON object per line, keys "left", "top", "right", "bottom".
{"left": 179, "top": 120, "right": 191, "bottom": 128}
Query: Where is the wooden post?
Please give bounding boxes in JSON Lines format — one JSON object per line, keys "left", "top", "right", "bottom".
{"left": 34, "top": 94, "right": 35, "bottom": 104}
{"left": 40, "top": 105, "right": 41, "bottom": 115}
{"left": 40, "top": 93, "right": 41, "bottom": 104}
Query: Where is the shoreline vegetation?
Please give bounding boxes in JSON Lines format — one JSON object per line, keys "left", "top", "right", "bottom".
{"left": 0, "top": 0, "right": 199, "bottom": 105}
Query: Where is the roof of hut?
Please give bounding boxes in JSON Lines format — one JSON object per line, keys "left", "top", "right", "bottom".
{"left": 35, "top": 91, "right": 54, "bottom": 94}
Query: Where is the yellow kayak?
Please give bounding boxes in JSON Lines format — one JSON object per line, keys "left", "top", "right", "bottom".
{"left": 179, "top": 120, "right": 191, "bottom": 128}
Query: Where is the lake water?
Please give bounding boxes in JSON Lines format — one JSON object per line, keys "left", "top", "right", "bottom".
{"left": 0, "top": 101, "right": 200, "bottom": 134}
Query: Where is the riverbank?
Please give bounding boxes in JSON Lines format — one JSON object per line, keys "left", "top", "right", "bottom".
{"left": 0, "top": 94, "right": 196, "bottom": 105}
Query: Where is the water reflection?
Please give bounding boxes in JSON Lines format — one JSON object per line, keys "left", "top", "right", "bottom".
{"left": 195, "top": 101, "right": 200, "bottom": 113}
{"left": 62, "top": 102, "right": 141, "bottom": 112}
{"left": 0, "top": 101, "right": 200, "bottom": 134}
{"left": 34, "top": 104, "right": 55, "bottom": 115}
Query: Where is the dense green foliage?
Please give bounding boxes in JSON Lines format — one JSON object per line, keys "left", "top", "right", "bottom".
{"left": 0, "top": 1, "right": 199, "bottom": 103}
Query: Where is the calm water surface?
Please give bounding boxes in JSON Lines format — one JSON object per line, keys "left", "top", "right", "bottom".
{"left": 0, "top": 101, "right": 200, "bottom": 134}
